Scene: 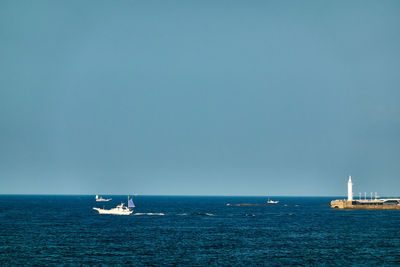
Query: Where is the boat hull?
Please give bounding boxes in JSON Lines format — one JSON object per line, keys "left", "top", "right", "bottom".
{"left": 93, "top": 207, "right": 133, "bottom": 215}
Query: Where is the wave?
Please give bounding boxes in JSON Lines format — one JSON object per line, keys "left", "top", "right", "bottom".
{"left": 232, "top": 214, "right": 256, "bottom": 217}
{"left": 192, "top": 213, "right": 215, "bottom": 216}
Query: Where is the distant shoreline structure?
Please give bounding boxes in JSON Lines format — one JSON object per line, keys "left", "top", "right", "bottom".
{"left": 331, "top": 176, "right": 400, "bottom": 210}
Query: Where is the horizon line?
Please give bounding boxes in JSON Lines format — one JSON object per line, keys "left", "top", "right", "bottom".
{"left": 0, "top": 193, "right": 355, "bottom": 197}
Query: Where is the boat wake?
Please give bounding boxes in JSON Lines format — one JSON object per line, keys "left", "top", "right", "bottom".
{"left": 131, "top": 212, "right": 216, "bottom": 216}
{"left": 133, "top": 213, "right": 165, "bottom": 216}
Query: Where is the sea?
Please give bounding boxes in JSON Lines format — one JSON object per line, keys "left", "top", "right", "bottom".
{"left": 1, "top": 195, "right": 400, "bottom": 266}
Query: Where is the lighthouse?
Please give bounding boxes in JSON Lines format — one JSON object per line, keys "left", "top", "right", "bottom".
{"left": 331, "top": 176, "right": 400, "bottom": 209}
{"left": 347, "top": 175, "right": 353, "bottom": 201}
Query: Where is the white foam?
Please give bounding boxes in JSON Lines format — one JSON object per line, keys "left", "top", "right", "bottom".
{"left": 133, "top": 213, "right": 165, "bottom": 216}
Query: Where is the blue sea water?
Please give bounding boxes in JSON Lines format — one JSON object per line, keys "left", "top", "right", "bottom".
{"left": 1, "top": 195, "right": 400, "bottom": 266}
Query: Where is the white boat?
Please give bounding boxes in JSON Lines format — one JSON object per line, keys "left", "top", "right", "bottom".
{"left": 93, "top": 196, "right": 135, "bottom": 215}
{"left": 267, "top": 197, "right": 279, "bottom": 204}
{"left": 95, "top": 195, "right": 112, "bottom": 202}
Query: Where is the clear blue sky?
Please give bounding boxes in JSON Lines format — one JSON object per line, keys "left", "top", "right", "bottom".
{"left": 1, "top": 0, "right": 399, "bottom": 195}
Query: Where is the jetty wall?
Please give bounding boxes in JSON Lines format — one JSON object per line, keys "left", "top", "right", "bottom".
{"left": 330, "top": 200, "right": 400, "bottom": 210}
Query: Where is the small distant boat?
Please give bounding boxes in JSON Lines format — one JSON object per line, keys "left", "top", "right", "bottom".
{"left": 93, "top": 196, "right": 135, "bottom": 215}
{"left": 95, "top": 195, "right": 112, "bottom": 202}
{"left": 267, "top": 197, "right": 279, "bottom": 204}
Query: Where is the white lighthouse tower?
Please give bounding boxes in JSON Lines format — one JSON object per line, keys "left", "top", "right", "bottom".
{"left": 347, "top": 175, "right": 353, "bottom": 201}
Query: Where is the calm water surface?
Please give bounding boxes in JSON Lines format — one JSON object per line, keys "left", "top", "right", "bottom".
{"left": 1, "top": 196, "right": 400, "bottom": 266}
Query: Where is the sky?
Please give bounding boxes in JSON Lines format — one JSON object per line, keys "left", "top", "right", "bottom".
{"left": 1, "top": 0, "right": 400, "bottom": 196}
